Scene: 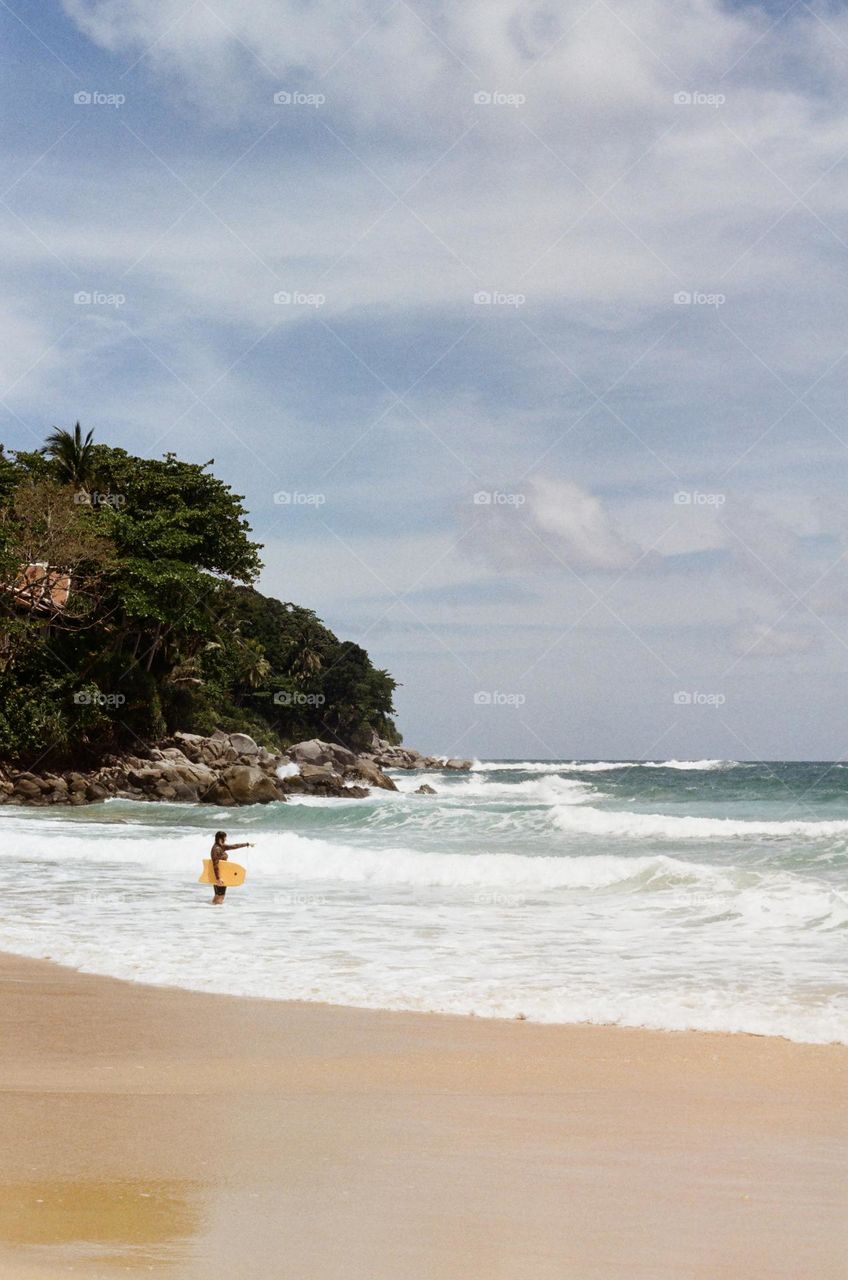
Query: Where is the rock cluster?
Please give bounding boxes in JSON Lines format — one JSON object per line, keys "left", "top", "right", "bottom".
{"left": 0, "top": 731, "right": 473, "bottom": 808}
{"left": 0, "top": 731, "right": 401, "bottom": 808}
{"left": 367, "top": 735, "right": 472, "bottom": 772}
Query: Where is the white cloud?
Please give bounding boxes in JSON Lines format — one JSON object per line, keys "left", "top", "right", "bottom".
{"left": 529, "top": 475, "right": 642, "bottom": 571}
{"left": 730, "top": 618, "right": 814, "bottom": 658}
{"left": 463, "top": 475, "right": 642, "bottom": 575}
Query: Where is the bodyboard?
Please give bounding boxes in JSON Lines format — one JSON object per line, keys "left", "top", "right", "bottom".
{"left": 198, "top": 859, "right": 246, "bottom": 887}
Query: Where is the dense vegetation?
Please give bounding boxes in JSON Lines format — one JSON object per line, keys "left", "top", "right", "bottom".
{"left": 0, "top": 430, "right": 399, "bottom": 766}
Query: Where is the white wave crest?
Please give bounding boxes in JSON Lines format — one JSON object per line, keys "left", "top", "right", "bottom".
{"left": 552, "top": 804, "right": 848, "bottom": 839}
{"left": 564, "top": 759, "right": 738, "bottom": 773}
{"left": 473, "top": 759, "right": 740, "bottom": 774}
{"left": 441, "top": 774, "right": 593, "bottom": 804}
{"left": 471, "top": 760, "right": 572, "bottom": 773}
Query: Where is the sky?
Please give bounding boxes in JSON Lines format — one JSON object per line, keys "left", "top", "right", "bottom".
{"left": 2, "top": 0, "right": 848, "bottom": 760}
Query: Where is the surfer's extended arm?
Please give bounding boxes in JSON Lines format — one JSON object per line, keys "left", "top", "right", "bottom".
{"left": 225, "top": 842, "right": 253, "bottom": 851}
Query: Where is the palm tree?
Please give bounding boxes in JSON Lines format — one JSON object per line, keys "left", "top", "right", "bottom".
{"left": 44, "top": 422, "right": 96, "bottom": 492}
{"left": 238, "top": 638, "right": 272, "bottom": 691}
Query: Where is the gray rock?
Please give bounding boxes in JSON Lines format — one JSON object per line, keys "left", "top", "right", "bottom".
{"left": 13, "top": 778, "right": 42, "bottom": 798}
{"left": 171, "top": 782, "right": 199, "bottom": 802}
{"left": 347, "top": 759, "right": 398, "bottom": 791}
{"left": 289, "top": 739, "right": 332, "bottom": 765}
{"left": 415, "top": 784, "right": 437, "bottom": 795}
{"left": 298, "top": 762, "right": 338, "bottom": 781}
{"left": 219, "top": 764, "right": 279, "bottom": 804}
{"left": 172, "top": 761, "right": 217, "bottom": 789}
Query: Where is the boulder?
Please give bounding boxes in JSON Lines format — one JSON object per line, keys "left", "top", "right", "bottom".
{"left": 206, "top": 781, "right": 235, "bottom": 806}
{"left": 228, "top": 732, "right": 261, "bottom": 758}
{"left": 170, "top": 782, "right": 200, "bottom": 802}
{"left": 14, "top": 772, "right": 51, "bottom": 793}
{"left": 172, "top": 761, "right": 217, "bottom": 789}
{"left": 444, "top": 758, "right": 472, "bottom": 771}
{"left": 347, "top": 759, "right": 397, "bottom": 791}
{"left": 149, "top": 747, "right": 188, "bottom": 764}
{"left": 171, "top": 732, "right": 205, "bottom": 763}
{"left": 298, "top": 762, "right": 338, "bottom": 781}
{"left": 289, "top": 739, "right": 332, "bottom": 766}
{"left": 127, "top": 767, "right": 162, "bottom": 791}
{"left": 219, "top": 764, "right": 279, "bottom": 804}
{"left": 13, "top": 778, "right": 42, "bottom": 798}
{"left": 196, "top": 738, "right": 229, "bottom": 767}
{"left": 415, "top": 784, "right": 437, "bottom": 795}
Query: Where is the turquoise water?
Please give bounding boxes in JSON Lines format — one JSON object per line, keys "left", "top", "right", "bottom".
{"left": 0, "top": 758, "right": 845, "bottom": 1042}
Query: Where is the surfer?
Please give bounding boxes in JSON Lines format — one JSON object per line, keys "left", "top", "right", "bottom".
{"left": 210, "top": 830, "right": 253, "bottom": 904}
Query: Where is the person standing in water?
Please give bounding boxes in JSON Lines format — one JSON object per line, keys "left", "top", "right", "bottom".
{"left": 210, "top": 830, "right": 253, "bottom": 904}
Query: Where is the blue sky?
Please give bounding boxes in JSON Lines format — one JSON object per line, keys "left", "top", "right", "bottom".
{"left": 3, "top": 0, "right": 848, "bottom": 759}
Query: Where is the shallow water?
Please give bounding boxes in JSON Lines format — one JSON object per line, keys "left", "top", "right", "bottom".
{"left": 1, "top": 759, "right": 846, "bottom": 1043}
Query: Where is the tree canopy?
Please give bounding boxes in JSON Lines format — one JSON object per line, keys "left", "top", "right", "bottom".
{"left": 0, "top": 430, "right": 398, "bottom": 766}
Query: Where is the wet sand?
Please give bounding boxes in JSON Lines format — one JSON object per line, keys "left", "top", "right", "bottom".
{"left": 0, "top": 950, "right": 844, "bottom": 1279}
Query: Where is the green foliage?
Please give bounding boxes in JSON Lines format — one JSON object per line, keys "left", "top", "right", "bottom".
{"left": 0, "top": 431, "right": 398, "bottom": 766}
{"left": 44, "top": 422, "right": 95, "bottom": 489}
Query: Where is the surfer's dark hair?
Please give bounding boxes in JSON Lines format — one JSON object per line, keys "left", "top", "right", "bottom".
{"left": 215, "top": 830, "right": 227, "bottom": 842}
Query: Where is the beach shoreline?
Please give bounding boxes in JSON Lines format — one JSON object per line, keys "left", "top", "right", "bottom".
{"left": 0, "top": 951, "right": 845, "bottom": 1279}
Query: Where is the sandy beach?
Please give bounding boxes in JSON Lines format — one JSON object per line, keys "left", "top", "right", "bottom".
{"left": 0, "top": 952, "right": 843, "bottom": 1279}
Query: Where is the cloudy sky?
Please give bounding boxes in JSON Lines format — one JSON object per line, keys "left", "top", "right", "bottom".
{"left": 3, "top": 0, "right": 848, "bottom": 759}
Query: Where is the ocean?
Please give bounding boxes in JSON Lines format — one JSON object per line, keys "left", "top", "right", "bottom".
{"left": 1, "top": 759, "right": 846, "bottom": 1044}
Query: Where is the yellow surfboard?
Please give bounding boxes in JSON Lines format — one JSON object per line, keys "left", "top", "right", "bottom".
{"left": 198, "top": 860, "right": 247, "bottom": 887}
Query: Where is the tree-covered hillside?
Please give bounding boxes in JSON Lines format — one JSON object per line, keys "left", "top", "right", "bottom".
{"left": 0, "top": 430, "right": 399, "bottom": 766}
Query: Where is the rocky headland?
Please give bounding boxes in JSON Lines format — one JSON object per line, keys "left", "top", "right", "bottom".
{"left": 0, "top": 732, "right": 472, "bottom": 807}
